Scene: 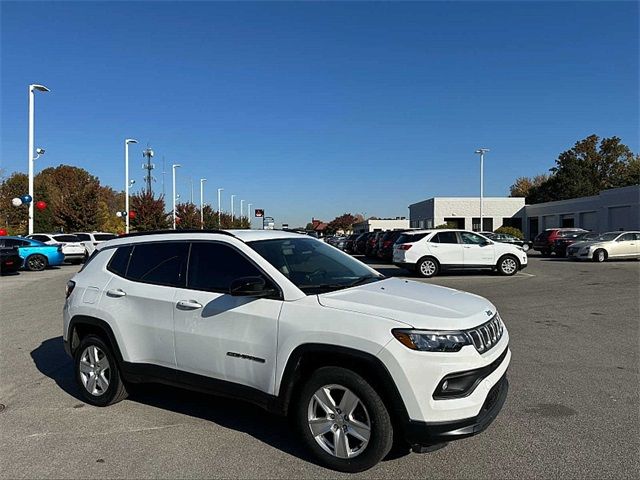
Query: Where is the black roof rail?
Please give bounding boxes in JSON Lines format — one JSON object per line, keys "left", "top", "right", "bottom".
{"left": 120, "top": 229, "right": 236, "bottom": 238}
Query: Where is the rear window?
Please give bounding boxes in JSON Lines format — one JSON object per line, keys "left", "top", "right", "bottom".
{"left": 95, "top": 234, "right": 117, "bottom": 241}
{"left": 396, "top": 233, "right": 428, "bottom": 244}
{"left": 74, "top": 233, "right": 91, "bottom": 241}
{"left": 53, "top": 235, "right": 80, "bottom": 242}
{"left": 431, "top": 232, "right": 459, "bottom": 244}
{"left": 107, "top": 246, "right": 132, "bottom": 277}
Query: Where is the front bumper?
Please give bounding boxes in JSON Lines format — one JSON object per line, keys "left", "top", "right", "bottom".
{"left": 404, "top": 373, "right": 509, "bottom": 445}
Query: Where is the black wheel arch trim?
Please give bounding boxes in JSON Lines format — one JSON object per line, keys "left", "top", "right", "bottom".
{"left": 67, "top": 315, "right": 124, "bottom": 364}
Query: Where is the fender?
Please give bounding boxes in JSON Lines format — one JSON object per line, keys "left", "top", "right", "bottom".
{"left": 67, "top": 315, "right": 124, "bottom": 363}
{"left": 272, "top": 343, "right": 410, "bottom": 424}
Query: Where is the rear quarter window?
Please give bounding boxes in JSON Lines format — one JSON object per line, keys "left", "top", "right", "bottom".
{"left": 107, "top": 245, "right": 132, "bottom": 277}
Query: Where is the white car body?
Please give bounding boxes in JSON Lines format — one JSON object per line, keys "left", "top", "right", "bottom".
{"left": 566, "top": 231, "right": 640, "bottom": 261}
{"left": 63, "top": 230, "right": 510, "bottom": 469}
{"left": 393, "top": 229, "right": 528, "bottom": 276}
{"left": 72, "top": 232, "right": 118, "bottom": 256}
{"left": 27, "top": 233, "right": 86, "bottom": 263}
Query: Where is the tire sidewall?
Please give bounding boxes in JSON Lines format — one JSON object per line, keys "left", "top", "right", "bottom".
{"left": 74, "top": 335, "right": 123, "bottom": 407}
{"left": 295, "top": 367, "right": 393, "bottom": 473}
{"left": 593, "top": 249, "right": 607, "bottom": 262}
{"left": 417, "top": 257, "right": 438, "bottom": 278}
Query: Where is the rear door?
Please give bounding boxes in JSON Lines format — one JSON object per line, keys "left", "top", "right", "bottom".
{"left": 99, "top": 242, "right": 188, "bottom": 368}
{"left": 460, "top": 231, "right": 495, "bottom": 266}
{"left": 173, "top": 241, "right": 281, "bottom": 393}
{"left": 610, "top": 233, "right": 637, "bottom": 257}
{"left": 427, "top": 231, "right": 464, "bottom": 266}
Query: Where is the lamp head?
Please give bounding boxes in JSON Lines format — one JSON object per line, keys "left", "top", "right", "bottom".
{"left": 35, "top": 147, "right": 45, "bottom": 155}
{"left": 475, "top": 148, "right": 490, "bottom": 154}
{"left": 172, "top": 164, "right": 181, "bottom": 169}
{"left": 126, "top": 139, "right": 138, "bottom": 145}
{"left": 31, "top": 84, "right": 50, "bottom": 92}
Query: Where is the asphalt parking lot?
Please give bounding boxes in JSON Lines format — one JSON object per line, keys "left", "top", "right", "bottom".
{"left": 1, "top": 256, "right": 638, "bottom": 479}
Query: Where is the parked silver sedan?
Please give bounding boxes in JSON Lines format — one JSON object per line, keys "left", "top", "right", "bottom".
{"left": 566, "top": 231, "right": 640, "bottom": 262}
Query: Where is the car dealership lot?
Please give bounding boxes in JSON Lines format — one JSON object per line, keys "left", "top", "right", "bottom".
{"left": 1, "top": 257, "right": 638, "bottom": 479}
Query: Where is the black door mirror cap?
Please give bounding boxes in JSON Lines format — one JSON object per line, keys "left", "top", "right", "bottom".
{"left": 229, "top": 276, "right": 277, "bottom": 297}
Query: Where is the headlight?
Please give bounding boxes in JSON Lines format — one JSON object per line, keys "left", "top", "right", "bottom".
{"left": 392, "top": 329, "right": 470, "bottom": 352}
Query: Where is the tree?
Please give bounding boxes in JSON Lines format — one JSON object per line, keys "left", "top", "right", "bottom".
{"left": 327, "top": 213, "right": 358, "bottom": 234}
{"left": 96, "top": 186, "right": 125, "bottom": 233}
{"left": 175, "top": 203, "right": 200, "bottom": 230}
{"left": 509, "top": 174, "right": 549, "bottom": 198}
{"left": 526, "top": 135, "right": 638, "bottom": 204}
{"left": 130, "top": 192, "right": 169, "bottom": 231}
{"left": 0, "top": 172, "right": 28, "bottom": 234}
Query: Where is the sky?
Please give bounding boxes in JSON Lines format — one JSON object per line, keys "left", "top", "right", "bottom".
{"left": 1, "top": 1, "right": 638, "bottom": 228}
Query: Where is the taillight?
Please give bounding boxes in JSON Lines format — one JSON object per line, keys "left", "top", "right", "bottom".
{"left": 400, "top": 244, "right": 413, "bottom": 250}
{"left": 65, "top": 280, "right": 76, "bottom": 299}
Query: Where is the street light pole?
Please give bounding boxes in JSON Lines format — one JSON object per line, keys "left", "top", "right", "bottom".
{"left": 200, "top": 178, "right": 207, "bottom": 229}
{"left": 172, "top": 164, "right": 181, "bottom": 230}
{"left": 247, "top": 203, "right": 252, "bottom": 229}
{"left": 240, "top": 200, "right": 244, "bottom": 222}
{"left": 124, "top": 139, "right": 138, "bottom": 234}
{"left": 27, "top": 84, "right": 50, "bottom": 235}
{"left": 217, "top": 188, "right": 223, "bottom": 227}
{"left": 231, "top": 195, "right": 236, "bottom": 223}
{"left": 475, "top": 148, "right": 489, "bottom": 231}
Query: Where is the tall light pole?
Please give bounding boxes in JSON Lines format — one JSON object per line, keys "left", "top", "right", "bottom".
{"left": 172, "top": 164, "right": 181, "bottom": 229}
{"left": 475, "top": 148, "right": 490, "bottom": 231}
{"left": 240, "top": 199, "right": 244, "bottom": 221}
{"left": 27, "top": 84, "right": 50, "bottom": 235}
{"left": 231, "top": 194, "right": 236, "bottom": 223}
{"left": 124, "top": 139, "right": 138, "bottom": 234}
{"left": 200, "top": 178, "right": 207, "bottom": 229}
{"left": 247, "top": 203, "right": 252, "bottom": 229}
{"left": 217, "top": 188, "right": 223, "bottom": 227}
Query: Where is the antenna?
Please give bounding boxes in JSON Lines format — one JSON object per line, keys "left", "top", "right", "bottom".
{"left": 142, "top": 145, "right": 155, "bottom": 194}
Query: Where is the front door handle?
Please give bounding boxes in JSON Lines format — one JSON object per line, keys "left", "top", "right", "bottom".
{"left": 106, "top": 289, "right": 126, "bottom": 298}
{"left": 177, "top": 300, "right": 203, "bottom": 310}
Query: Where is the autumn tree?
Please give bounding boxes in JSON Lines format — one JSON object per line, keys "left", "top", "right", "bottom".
{"left": 0, "top": 172, "right": 28, "bottom": 234}
{"left": 130, "top": 192, "right": 169, "bottom": 231}
{"left": 175, "top": 203, "right": 200, "bottom": 229}
{"left": 509, "top": 174, "right": 549, "bottom": 198}
{"left": 327, "top": 213, "right": 359, "bottom": 234}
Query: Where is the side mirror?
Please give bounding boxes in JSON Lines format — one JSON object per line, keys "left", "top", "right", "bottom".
{"left": 480, "top": 241, "right": 492, "bottom": 247}
{"left": 229, "top": 276, "right": 277, "bottom": 298}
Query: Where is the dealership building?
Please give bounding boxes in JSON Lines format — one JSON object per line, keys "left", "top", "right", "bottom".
{"left": 352, "top": 218, "right": 409, "bottom": 233}
{"left": 408, "top": 185, "right": 640, "bottom": 239}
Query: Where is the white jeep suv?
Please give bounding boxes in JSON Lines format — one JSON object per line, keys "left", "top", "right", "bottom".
{"left": 393, "top": 229, "right": 528, "bottom": 278}
{"left": 63, "top": 230, "right": 510, "bottom": 472}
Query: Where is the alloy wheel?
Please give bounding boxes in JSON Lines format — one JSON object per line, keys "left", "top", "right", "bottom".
{"left": 79, "top": 345, "right": 111, "bottom": 396}
{"left": 307, "top": 384, "right": 371, "bottom": 459}
{"left": 28, "top": 255, "right": 46, "bottom": 271}
{"left": 420, "top": 260, "right": 436, "bottom": 277}
{"left": 501, "top": 258, "right": 517, "bottom": 275}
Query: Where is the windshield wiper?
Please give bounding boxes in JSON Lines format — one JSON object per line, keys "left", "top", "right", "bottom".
{"left": 347, "top": 274, "right": 383, "bottom": 287}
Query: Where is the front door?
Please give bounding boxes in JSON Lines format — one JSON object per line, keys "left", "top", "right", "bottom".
{"left": 173, "top": 241, "right": 281, "bottom": 394}
{"left": 460, "top": 231, "right": 495, "bottom": 266}
{"left": 610, "top": 233, "right": 638, "bottom": 257}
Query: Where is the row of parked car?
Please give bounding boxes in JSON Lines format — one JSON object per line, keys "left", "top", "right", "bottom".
{"left": 532, "top": 228, "right": 640, "bottom": 261}
{"left": 0, "top": 232, "right": 117, "bottom": 274}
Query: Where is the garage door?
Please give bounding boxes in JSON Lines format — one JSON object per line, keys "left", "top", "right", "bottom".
{"left": 542, "top": 215, "right": 557, "bottom": 230}
{"left": 608, "top": 206, "right": 632, "bottom": 231}
{"left": 579, "top": 211, "right": 598, "bottom": 231}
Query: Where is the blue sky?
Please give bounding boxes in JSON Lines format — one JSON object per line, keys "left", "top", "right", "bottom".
{"left": 1, "top": 1, "right": 638, "bottom": 228}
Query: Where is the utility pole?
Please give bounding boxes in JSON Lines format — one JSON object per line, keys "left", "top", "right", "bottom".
{"left": 474, "top": 148, "right": 490, "bottom": 231}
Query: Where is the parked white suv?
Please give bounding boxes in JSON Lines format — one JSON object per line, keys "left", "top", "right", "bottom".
{"left": 72, "top": 232, "right": 118, "bottom": 257}
{"left": 393, "top": 229, "right": 528, "bottom": 278}
{"left": 63, "top": 230, "right": 510, "bottom": 472}
{"left": 27, "top": 233, "right": 86, "bottom": 264}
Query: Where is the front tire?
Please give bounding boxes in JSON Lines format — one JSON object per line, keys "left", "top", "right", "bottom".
{"left": 416, "top": 257, "right": 439, "bottom": 278}
{"left": 295, "top": 367, "right": 393, "bottom": 473}
{"left": 497, "top": 255, "right": 519, "bottom": 276}
{"left": 26, "top": 254, "right": 48, "bottom": 271}
{"left": 593, "top": 249, "right": 607, "bottom": 263}
{"left": 74, "top": 335, "right": 128, "bottom": 407}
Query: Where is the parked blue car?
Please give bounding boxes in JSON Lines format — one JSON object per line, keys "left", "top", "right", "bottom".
{"left": 0, "top": 236, "right": 65, "bottom": 271}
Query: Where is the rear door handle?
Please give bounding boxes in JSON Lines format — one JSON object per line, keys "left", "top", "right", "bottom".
{"left": 177, "top": 300, "right": 203, "bottom": 310}
{"left": 106, "top": 289, "right": 126, "bottom": 298}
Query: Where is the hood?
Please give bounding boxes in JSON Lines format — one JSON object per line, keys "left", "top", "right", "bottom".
{"left": 318, "top": 277, "right": 496, "bottom": 330}
{"left": 570, "top": 240, "right": 603, "bottom": 249}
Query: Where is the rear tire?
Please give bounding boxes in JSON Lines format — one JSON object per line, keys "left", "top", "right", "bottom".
{"left": 295, "top": 367, "right": 393, "bottom": 473}
{"left": 26, "top": 254, "right": 48, "bottom": 271}
{"left": 416, "top": 257, "right": 439, "bottom": 278}
{"left": 593, "top": 249, "right": 607, "bottom": 263}
{"left": 74, "top": 334, "right": 128, "bottom": 407}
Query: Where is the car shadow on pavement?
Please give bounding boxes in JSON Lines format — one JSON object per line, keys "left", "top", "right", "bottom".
{"left": 31, "top": 337, "right": 409, "bottom": 467}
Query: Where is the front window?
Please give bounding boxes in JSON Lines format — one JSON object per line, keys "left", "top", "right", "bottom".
{"left": 596, "top": 232, "right": 622, "bottom": 242}
{"left": 460, "top": 232, "right": 486, "bottom": 245}
{"left": 248, "top": 237, "right": 382, "bottom": 294}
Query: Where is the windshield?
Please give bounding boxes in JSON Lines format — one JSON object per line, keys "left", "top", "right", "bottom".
{"left": 248, "top": 237, "right": 382, "bottom": 294}
{"left": 594, "top": 232, "right": 621, "bottom": 242}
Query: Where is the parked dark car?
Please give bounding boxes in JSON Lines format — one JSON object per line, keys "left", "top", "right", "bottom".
{"left": 533, "top": 228, "right": 587, "bottom": 256}
{"left": 553, "top": 231, "right": 600, "bottom": 257}
{"left": 377, "top": 230, "right": 407, "bottom": 261}
{"left": 0, "top": 247, "right": 23, "bottom": 274}
{"left": 365, "top": 231, "right": 384, "bottom": 257}
{"left": 483, "top": 232, "right": 533, "bottom": 252}
{"left": 342, "top": 233, "right": 360, "bottom": 254}
{"left": 354, "top": 232, "right": 372, "bottom": 255}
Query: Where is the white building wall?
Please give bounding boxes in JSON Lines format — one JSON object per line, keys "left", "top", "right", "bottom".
{"left": 352, "top": 219, "right": 409, "bottom": 233}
